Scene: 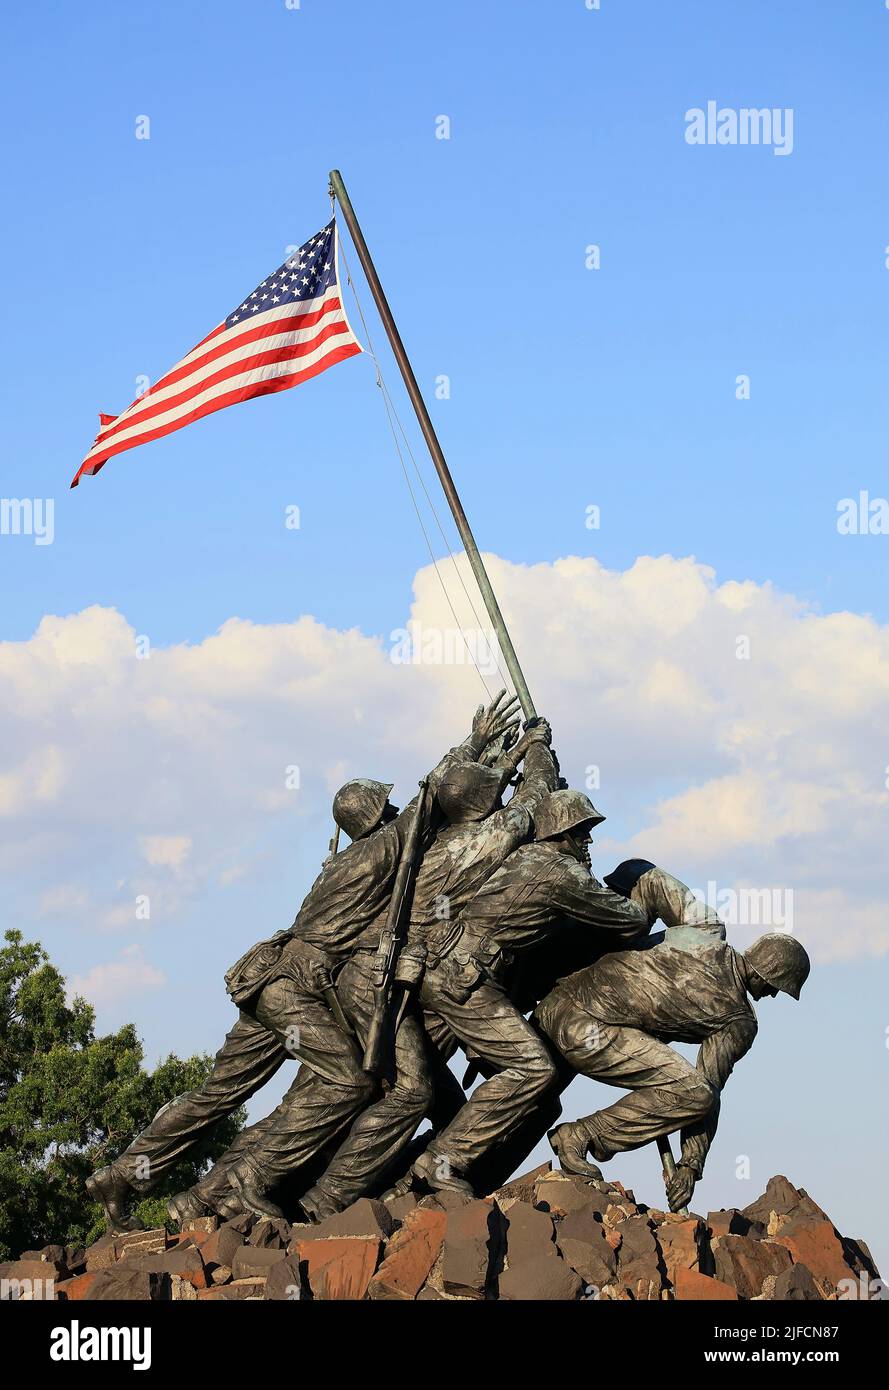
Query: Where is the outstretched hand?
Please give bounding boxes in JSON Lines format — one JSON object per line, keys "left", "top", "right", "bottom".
{"left": 472, "top": 689, "right": 522, "bottom": 748}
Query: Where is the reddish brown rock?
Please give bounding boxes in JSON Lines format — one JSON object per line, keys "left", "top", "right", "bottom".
{"left": 136, "top": 1245, "right": 208, "bottom": 1290}
{"left": 842, "top": 1237, "right": 880, "bottom": 1280}
{"left": 418, "top": 1189, "right": 474, "bottom": 1214}
{"left": 181, "top": 1215, "right": 217, "bottom": 1235}
{"left": 367, "top": 1208, "right": 447, "bottom": 1301}
{"left": 617, "top": 1215, "right": 661, "bottom": 1267}
{"left": 490, "top": 1161, "right": 552, "bottom": 1210}
{"left": 197, "top": 1278, "right": 266, "bottom": 1300}
{"left": 290, "top": 1198, "right": 395, "bottom": 1249}
{"left": 294, "top": 1236, "right": 381, "bottom": 1301}
{"left": 556, "top": 1207, "right": 617, "bottom": 1288}
{"left": 742, "top": 1176, "right": 827, "bottom": 1228}
{"left": 82, "top": 1267, "right": 171, "bottom": 1300}
{"left": 115, "top": 1227, "right": 168, "bottom": 1261}
{"left": 264, "top": 1255, "right": 305, "bottom": 1301}
{"left": 249, "top": 1217, "right": 292, "bottom": 1250}
{"left": 604, "top": 1200, "right": 639, "bottom": 1226}
{"left": 707, "top": 1208, "right": 764, "bottom": 1240}
{"left": 763, "top": 1263, "right": 824, "bottom": 1300}
{"left": 224, "top": 1212, "right": 256, "bottom": 1235}
{"left": 673, "top": 1267, "right": 738, "bottom": 1301}
{"left": 0, "top": 1258, "right": 65, "bottom": 1296}
{"left": 499, "top": 1253, "right": 583, "bottom": 1301}
{"left": 231, "top": 1245, "right": 287, "bottom": 1280}
{"left": 385, "top": 1194, "right": 420, "bottom": 1223}
{"left": 0, "top": 1262, "right": 61, "bottom": 1301}
{"left": 656, "top": 1216, "right": 707, "bottom": 1285}
{"left": 534, "top": 1174, "right": 613, "bottom": 1218}
{"left": 55, "top": 1272, "right": 100, "bottom": 1301}
{"left": 615, "top": 1216, "right": 665, "bottom": 1298}
{"left": 504, "top": 1203, "right": 557, "bottom": 1264}
{"left": 84, "top": 1236, "right": 119, "bottom": 1272}
{"left": 713, "top": 1233, "right": 792, "bottom": 1298}
{"left": 20, "top": 1244, "right": 68, "bottom": 1269}
{"left": 174, "top": 1230, "right": 214, "bottom": 1255}
{"left": 441, "top": 1199, "right": 504, "bottom": 1299}
{"left": 771, "top": 1219, "right": 853, "bottom": 1296}
{"left": 201, "top": 1220, "right": 249, "bottom": 1270}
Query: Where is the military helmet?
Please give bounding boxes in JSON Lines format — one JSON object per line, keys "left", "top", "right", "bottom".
{"left": 332, "top": 778, "right": 395, "bottom": 841}
{"left": 437, "top": 762, "right": 505, "bottom": 824}
{"left": 744, "top": 933, "right": 811, "bottom": 1000}
{"left": 534, "top": 788, "right": 605, "bottom": 842}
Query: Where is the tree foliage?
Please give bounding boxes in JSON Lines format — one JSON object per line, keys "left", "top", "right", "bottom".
{"left": 0, "top": 930, "right": 244, "bottom": 1257}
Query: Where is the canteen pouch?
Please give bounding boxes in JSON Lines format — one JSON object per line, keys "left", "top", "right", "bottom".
{"left": 432, "top": 947, "right": 483, "bottom": 1004}
{"left": 224, "top": 931, "right": 292, "bottom": 1008}
{"left": 393, "top": 941, "right": 427, "bottom": 990}
{"left": 431, "top": 933, "right": 511, "bottom": 1004}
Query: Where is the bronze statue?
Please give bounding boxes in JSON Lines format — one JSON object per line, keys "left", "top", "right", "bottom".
{"left": 87, "top": 693, "right": 520, "bottom": 1232}
{"left": 394, "top": 787, "right": 653, "bottom": 1198}
{"left": 294, "top": 718, "right": 557, "bottom": 1218}
{"left": 536, "top": 885, "right": 811, "bottom": 1211}
{"left": 88, "top": 714, "right": 812, "bottom": 1232}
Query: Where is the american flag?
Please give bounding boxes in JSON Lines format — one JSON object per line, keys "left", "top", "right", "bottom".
{"left": 71, "top": 220, "right": 362, "bottom": 487}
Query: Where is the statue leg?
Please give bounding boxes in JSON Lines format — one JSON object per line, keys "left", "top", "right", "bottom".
{"left": 300, "top": 956, "right": 434, "bottom": 1218}
{"left": 222, "top": 976, "right": 376, "bottom": 1217}
{"left": 89, "top": 1009, "right": 287, "bottom": 1231}
{"left": 422, "top": 1010, "right": 466, "bottom": 1133}
{"left": 537, "top": 998, "right": 716, "bottom": 1166}
{"left": 410, "top": 978, "right": 560, "bottom": 1190}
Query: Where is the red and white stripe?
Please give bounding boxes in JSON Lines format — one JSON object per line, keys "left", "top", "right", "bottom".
{"left": 71, "top": 234, "right": 362, "bottom": 487}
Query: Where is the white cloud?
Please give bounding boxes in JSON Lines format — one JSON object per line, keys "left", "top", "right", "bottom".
{"left": 69, "top": 945, "right": 166, "bottom": 1006}
{"left": 2, "top": 552, "right": 887, "bottom": 964}
{"left": 139, "top": 834, "right": 192, "bottom": 869}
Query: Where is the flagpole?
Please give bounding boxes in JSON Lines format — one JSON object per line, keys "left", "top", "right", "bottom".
{"left": 328, "top": 169, "right": 538, "bottom": 723}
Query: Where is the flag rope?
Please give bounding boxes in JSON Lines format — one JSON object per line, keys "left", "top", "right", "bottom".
{"left": 338, "top": 235, "right": 515, "bottom": 700}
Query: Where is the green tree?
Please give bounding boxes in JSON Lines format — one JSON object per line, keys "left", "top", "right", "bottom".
{"left": 0, "top": 930, "right": 244, "bottom": 1258}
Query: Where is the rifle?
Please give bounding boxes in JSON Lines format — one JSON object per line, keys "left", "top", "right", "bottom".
{"left": 362, "top": 778, "right": 430, "bottom": 1076}
{"left": 324, "top": 823, "right": 341, "bottom": 865}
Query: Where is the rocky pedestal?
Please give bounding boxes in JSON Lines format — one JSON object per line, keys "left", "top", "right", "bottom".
{"left": 1, "top": 1173, "right": 880, "bottom": 1302}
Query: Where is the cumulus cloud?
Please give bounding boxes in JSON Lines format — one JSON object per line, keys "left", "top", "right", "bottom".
{"left": 69, "top": 945, "right": 166, "bottom": 1006}
{"left": 139, "top": 835, "right": 192, "bottom": 869}
{"left": 2, "top": 552, "right": 887, "bottom": 964}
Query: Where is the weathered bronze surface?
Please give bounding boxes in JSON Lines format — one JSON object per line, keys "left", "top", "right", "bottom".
{"left": 88, "top": 700, "right": 811, "bottom": 1233}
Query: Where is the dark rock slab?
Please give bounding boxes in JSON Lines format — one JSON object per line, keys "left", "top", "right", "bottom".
{"left": 499, "top": 1252, "right": 583, "bottom": 1301}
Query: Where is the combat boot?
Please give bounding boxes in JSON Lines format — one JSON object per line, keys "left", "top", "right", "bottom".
{"left": 548, "top": 1121, "right": 605, "bottom": 1181}
{"left": 86, "top": 1164, "right": 144, "bottom": 1233}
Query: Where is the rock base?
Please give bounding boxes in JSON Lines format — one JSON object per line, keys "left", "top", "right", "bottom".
{"left": 0, "top": 1171, "right": 880, "bottom": 1302}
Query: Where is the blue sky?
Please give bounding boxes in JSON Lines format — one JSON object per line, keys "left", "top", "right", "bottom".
{"left": 2, "top": 2, "right": 887, "bottom": 1268}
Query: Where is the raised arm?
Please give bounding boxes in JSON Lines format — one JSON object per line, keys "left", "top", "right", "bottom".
{"left": 605, "top": 861, "right": 726, "bottom": 942}
{"left": 427, "top": 690, "right": 522, "bottom": 794}
{"left": 675, "top": 1014, "right": 758, "bottom": 1186}
{"left": 552, "top": 860, "right": 652, "bottom": 943}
